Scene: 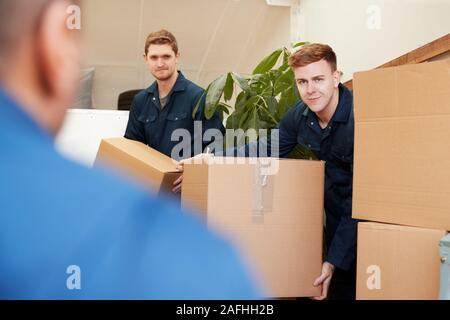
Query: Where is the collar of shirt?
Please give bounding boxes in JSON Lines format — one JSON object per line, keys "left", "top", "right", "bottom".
{"left": 0, "top": 88, "right": 54, "bottom": 147}
{"left": 145, "top": 71, "right": 188, "bottom": 96}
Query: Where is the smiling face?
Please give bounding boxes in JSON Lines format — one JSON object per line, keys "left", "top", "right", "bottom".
{"left": 294, "top": 59, "right": 340, "bottom": 115}
{"left": 144, "top": 44, "right": 179, "bottom": 82}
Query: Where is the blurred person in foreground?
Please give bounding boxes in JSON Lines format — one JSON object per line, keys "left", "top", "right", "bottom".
{"left": 0, "top": 0, "right": 260, "bottom": 299}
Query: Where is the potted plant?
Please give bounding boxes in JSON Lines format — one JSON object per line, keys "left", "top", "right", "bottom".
{"left": 193, "top": 42, "right": 316, "bottom": 159}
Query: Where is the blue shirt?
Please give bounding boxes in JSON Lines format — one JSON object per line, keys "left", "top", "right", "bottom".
{"left": 124, "top": 72, "right": 225, "bottom": 160}
{"left": 0, "top": 89, "right": 260, "bottom": 299}
{"left": 228, "top": 84, "right": 357, "bottom": 271}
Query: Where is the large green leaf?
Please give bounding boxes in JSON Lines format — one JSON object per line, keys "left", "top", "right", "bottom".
{"left": 223, "top": 73, "right": 234, "bottom": 102}
{"left": 205, "top": 74, "right": 228, "bottom": 119}
{"left": 249, "top": 73, "right": 271, "bottom": 95}
{"left": 192, "top": 89, "right": 207, "bottom": 119}
{"left": 274, "top": 81, "right": 291, "bottom": 96}
{"left": 257, "top": 96, "right": 278, "bottom": 127}
{"left": 225, "top": 113, "right": 238, "bottom": 129}
{"left": 282, "top": 47, "right": 290, "bottom": 67}
{"left": 235, "top": 91, "right": 248, "bottom": 112}
{"left": 274, "top": 69, "right": 295, "bottom": 96}
{"left": 218, "top": 102, "right": 231, "bottom": 115}
{"left": 276, "top": 68, "right": 294, "bottom": 84}
{"left": 278, "top": 87, "right": 297, "bottom": 119}
{"left": 264, "top": 96, "right": 279, "bottom": 119}
{"left": 267, "top": 69, "right": 282, "bottom": 82}
{"left": 293, "top": 41, "right": 308, "bottom": 48}
{"left": 233, "top": 108, "right": 258, "bottom": 146}
{"left": 231, "top": 73, "right": 251, "bottom": 92}
{"left": 238, "top": 105, "right": 253, "bottom": 130}
{"left": 217, "top": 102, "right": 231, "bottom": 121}
{"left": 252, "top": 49, "right": 283, "bottom": 75}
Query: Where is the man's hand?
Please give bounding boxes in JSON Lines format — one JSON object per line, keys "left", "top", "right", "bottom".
{"left": 172, "top": 153, "right": 213, "bottom": 193}
{"left": 312, "top": 261, "right": 335, "bottom": 300}
{"left": 172, "top": 162, "right": 184, "bottom": 193}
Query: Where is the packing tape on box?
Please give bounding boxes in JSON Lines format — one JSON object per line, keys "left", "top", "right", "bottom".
{"left": 251, "top": 159, "right": 275, "bottom": 223}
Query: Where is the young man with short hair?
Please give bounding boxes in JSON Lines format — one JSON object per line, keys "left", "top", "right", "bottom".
{"left": 125, "top": 29, "right": 224, "bottom": 162}
{"left": 177, "top": 43, "right": 357, "bottom": 299}
{"left": 282, "top": 44, "right": 357, "bottom": 300}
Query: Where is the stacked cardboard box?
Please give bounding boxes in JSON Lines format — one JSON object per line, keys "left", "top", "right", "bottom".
{"left": 352, "top": 60, "right": 450, "bottom": 300}
{"left": 181, "top": 156, "right": 325, "bottom": 298}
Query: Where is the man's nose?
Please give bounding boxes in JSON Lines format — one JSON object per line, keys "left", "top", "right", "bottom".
{"left": 306, "top": 83, "right": 316, "bottom": 95}
{"left": 156, "top": 58, "right": 165, "bottom": 67}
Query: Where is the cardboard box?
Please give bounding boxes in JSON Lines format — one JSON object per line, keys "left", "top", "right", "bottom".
{"left": 352, "top": 60, "right": 450, "bottom": 230}
{"left": 94, "top": 137, "right": 180, "bottom": 194}
{"left": 181, "top": 156, "right": 325, "bottom": 298}
{"left": 357, "top": 222, "right": 446, "bottom": 300}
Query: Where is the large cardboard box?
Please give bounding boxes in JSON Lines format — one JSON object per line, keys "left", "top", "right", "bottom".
{"left": 357, "top": 222, "right": 446, "bottom": 300}
{"left": 95, "top": 137, "right": 180, "bottom": 194}
{"left": 352, "top": 60, "right": 450, "bottom": 230}
{"left": 181, "top": 156, "right": 325, "bottom": 298}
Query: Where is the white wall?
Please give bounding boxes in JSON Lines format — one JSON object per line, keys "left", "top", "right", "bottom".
{"left": 55, "top": 110, "right": 129, "bottom": 166}
{"left": 80, "top": 0, "right": 290, "bottom": 109}
{"left": 294, "top": 0, "right": 450, "bottom": 82}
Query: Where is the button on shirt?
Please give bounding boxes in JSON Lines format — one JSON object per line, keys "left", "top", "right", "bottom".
{"left": 124, "top": 72, "right": 225, "bottom": 160}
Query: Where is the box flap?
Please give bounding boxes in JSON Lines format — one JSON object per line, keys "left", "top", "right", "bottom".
{"left": 99, "top": 137, "right": 178, "bottom": 173}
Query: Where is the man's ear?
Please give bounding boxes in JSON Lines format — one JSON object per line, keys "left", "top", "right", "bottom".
{"left": 36, "top": 0, "right": 79, "bottom": 101}
{"left": 333, "top": 70, "right": 341, "bottom": 88}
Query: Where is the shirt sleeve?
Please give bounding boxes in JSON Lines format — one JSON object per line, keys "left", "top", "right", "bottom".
{"left": 326, "top": 219, "right": 358, "bottom": 271}
{"left": 325, "top": 169, "right": 358, "bottom": 271}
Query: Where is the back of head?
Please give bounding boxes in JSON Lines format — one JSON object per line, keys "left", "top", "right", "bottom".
{"left": 144, "top": 29, "right": 178, "bottom": 55}
{"left": 0, "top": 0, "right": 81, "bottom": 135}
{"left": 288, "top": 43, "right": 337, "bottom": 72}
{"left": 0, "top": 0, "right": 51, "bottom": 78}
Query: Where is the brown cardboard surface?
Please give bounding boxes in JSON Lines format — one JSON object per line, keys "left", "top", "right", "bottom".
{"left": 181, "top": 156, "right": 325, "bottom": 298}
{"left": 356, "top": 222, "right": 446, "bottom": 300}
{"left": 352, "top": 60, "right": 450, "bottom": 229}
{"left": 94, "top": 137, "right": 180, "bottom": 194}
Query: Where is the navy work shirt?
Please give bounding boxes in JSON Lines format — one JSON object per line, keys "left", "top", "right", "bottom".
{"left": 124, "top": 72, "right": 225, "bottom": 160}
{"left": 0, "top": 89, "right": 260, "bottom": 299}
{"left": 230, "top": 84, "right": 356, "bottom": 271}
